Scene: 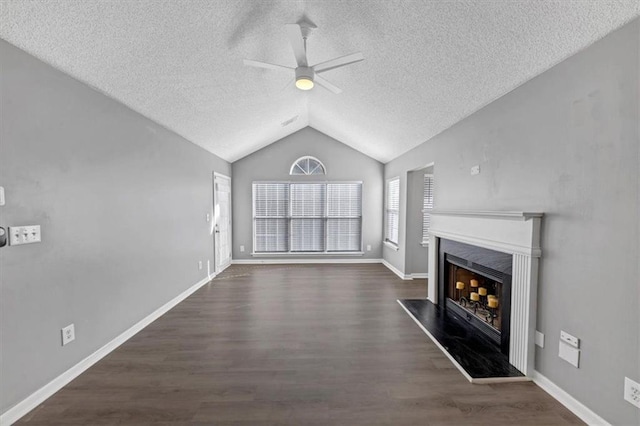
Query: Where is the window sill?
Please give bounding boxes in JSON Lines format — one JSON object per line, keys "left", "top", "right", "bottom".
{"left": 252, "top": 252, "right": 365, "bottom": 257}
{"left": 420, "top": 241, "right": 429, "bottom": 248}
{"left": 383, "top": 241, "right": 399, "bottom": 251}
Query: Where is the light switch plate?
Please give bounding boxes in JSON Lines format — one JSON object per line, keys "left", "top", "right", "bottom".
{"left": 0, "top": 186, "right": 5, "bottom": 206}
{"left": 535, "top": 330, "right": 545, "bottom": 348}
{"left": 560, "top": 330, "right": 579, "bottom": 348}
{"left": 559, "top": 342, "right": 580, "bottom": 367}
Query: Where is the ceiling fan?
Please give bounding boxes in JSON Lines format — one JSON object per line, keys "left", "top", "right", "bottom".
{"left": 243, "top": 21, "right": 364, "bottom": 94}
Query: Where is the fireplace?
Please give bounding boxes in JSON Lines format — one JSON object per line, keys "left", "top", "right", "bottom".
{"left": 427, "top": 210, "right": 543, "bottom": 377}
{"left": 439, "top": 239, "right": 512, "bottom": 355}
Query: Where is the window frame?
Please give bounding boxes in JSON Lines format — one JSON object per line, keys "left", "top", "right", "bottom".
{"left": 289, "top": 156, "right": 327, "bottom": 176}
{"left": 421, "top": 173, "right": 434, "bottom": 247}
{"left": 252, "top": 181, "right": 363, "bottom": 255}
{"left": 385, "top": 177, "right": 400, "bottom": 249}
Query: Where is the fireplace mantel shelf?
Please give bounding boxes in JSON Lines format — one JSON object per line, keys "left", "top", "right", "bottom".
{"left": 431, "top": 210, "right": 544, "bottom": 221}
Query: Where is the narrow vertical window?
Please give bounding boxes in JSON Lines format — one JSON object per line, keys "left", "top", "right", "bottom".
{"left": 290, "top": 183, "right": 326, "bottom": 252}
{"left": 422, "top": 174, "right": 434, "bottom": 245}
{"left": 386, "top": 178, "right": 400, "bottom": 246}
{"left": 327, "top": 183, "right": 362, "bottom": 252}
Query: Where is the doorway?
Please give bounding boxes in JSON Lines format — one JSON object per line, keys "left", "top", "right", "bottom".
{"left": 213, "top": 173, "right": 232, "bottom": 274}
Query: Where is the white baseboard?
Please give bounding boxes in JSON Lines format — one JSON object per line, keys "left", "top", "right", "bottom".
{"left": 216, "top": 262, "right": 231, "bottom": 274}
{"left": 532, "top": 371, "right": 611, "bottom": 426}
{"left": 231, "top": 258, "right": 383, "bottom": 265}
{"left": 0, "top": 276, "right": 212, "bottom": 426}
{"left": 382, "top": 259, "right": 411, "bottom": 280}
{"left": 408, "top": 273, "right": 428, "bottom": 279}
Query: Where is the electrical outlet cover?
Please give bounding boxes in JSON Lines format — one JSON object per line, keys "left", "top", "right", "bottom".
{"left": 61, "top": 324, "right": 75, "bottom": 346}
{"left": 624, "top": 377, "right": 640, "bottom": 408}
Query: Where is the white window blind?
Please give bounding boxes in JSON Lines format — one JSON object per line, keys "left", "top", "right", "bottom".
{"left": 253, "top": 183, "right": 289, "bottom": 252}
{"left": 327, "top": 183, "right": 362, "bottom": 251}
{"left": 422, "top": 174, "right": 434, "bottom": 244}
{"left": 290, "top": 183, "right": 325, "bottom": 252}
{"left": 253, "top": 182, "right": 362, "bottom": 253}
{"left": 386, "top": 178, "right": 400, "bottom": 245}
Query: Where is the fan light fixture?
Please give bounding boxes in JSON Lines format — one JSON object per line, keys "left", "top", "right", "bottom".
{"left": 295, "top": 77, "right": 314, "bottom": 90}
{"left": 243, "top": 22, "right": 364, "bottom": 94}
{"left": 295, "top": 67, "right": 315, "bottom": 91}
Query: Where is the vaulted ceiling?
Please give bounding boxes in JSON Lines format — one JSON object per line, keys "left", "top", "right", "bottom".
{"left": 1, "top": 1, "right": 638, "bottom": 163}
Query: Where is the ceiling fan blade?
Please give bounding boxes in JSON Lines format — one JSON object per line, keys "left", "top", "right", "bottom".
{"left": 314, "top": 75, "right": 342, "bottom": 94}
{"left": 243, "top": 59, "right": 293, "bottom": 72}
{"left": 285, "top": 24, "right": 308, "bottom": 67}
{"left": 280, "top": 79, "right": 295, "bottom": 92}
{"left": 312, "top": 52, "right": 364, "bottom": 74}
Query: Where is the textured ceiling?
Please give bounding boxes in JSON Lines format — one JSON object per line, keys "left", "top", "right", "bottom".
{"left": 1, "top": 1, "right": 638, "bottom": 163}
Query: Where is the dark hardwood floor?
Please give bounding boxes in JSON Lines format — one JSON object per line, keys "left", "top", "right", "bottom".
{"left": 18, "top": 264, "right": 582, "bottom": 425}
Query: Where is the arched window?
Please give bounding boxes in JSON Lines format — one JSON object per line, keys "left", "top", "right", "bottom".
{"left": 290, "top": 156, "right": 326, "bottom": 175}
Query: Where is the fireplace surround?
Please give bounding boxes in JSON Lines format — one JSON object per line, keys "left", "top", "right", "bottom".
{"left": 427, "top": 210, "right": 543, "bottom": 377}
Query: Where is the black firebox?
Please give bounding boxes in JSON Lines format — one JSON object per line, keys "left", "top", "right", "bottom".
{"left": 438, "top": 239, "right": 512, "bottom": 355}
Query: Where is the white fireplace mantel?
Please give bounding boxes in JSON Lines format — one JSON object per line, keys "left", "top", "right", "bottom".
{"left": 428, "top": 210, "right": 543, "bottom": 377}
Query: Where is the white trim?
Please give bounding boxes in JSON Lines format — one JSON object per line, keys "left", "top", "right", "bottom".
{"left": 383, "top": 240, "right": 399, "bottom": 251}
{"left": 431, "top": 229, "right": 542, "bottom": 258}
{"left": 533, "top": 370, "right": 611, "bottom": 426}
{"left": 431, "top": 210, "right": 543, "bottom": 220}
{"left": 0, "top": 276, "right": 212, "bottom": 426}
{"left": 408, "top": 273, "right": 428, "bottom": 279}
{"left": 231, "top": 258, "right": 382, "bottom": 265}
{"left": 213, "top": 173, "right": 232, "bottom": 273}
{"left": 216, "top": 262, "right": 231, "bottom": 274}
{"left": 382, "top": 259, "right": 411, "bottom": 280}
{"left": 251, "top": 251, "right": 364, "bottom": 257}
{"left": 410, "top": 161, "right": 435, "bottom": 172}
{"left": 385, "top": 176, "right": 400, "bottom": 245}
{"left": 420, "top": 241, "right": 429, "bottom": 247}
{"left": 397, "top": 300, "right": 530, "bottom": 384}
{"left": 289, "top": 156, "right": 327, "bottom": 175}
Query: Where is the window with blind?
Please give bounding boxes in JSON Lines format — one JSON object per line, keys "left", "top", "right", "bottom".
{"left": 385, "top": 178, "right": 400, "bottom": 246}
{"left": 422, "top": 174, "right": 434, "bottom": 245}
{"left": 253, "top": 182, "right": 362, "bottom": 253}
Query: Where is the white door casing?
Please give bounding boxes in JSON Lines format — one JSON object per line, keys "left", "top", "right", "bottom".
{"left": 214, "top": 173, "right": 232, "bottom": 273}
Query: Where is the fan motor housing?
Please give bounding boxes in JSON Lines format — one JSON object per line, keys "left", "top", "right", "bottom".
{"left": 295, "top": 66, "right": 314, "bottom": 82}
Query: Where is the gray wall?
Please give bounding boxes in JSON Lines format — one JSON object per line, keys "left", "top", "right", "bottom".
{"left": 384, "top": 20, "right": 639, "bottom": 425}
{"left": 232, "top": 127, "right": 384, "bottom": 260}
{"left": 0, "top": 40, "right": 231, "bottom": 413}
{"left": 405, "top": 166, "right": 432, "bottom": 276}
